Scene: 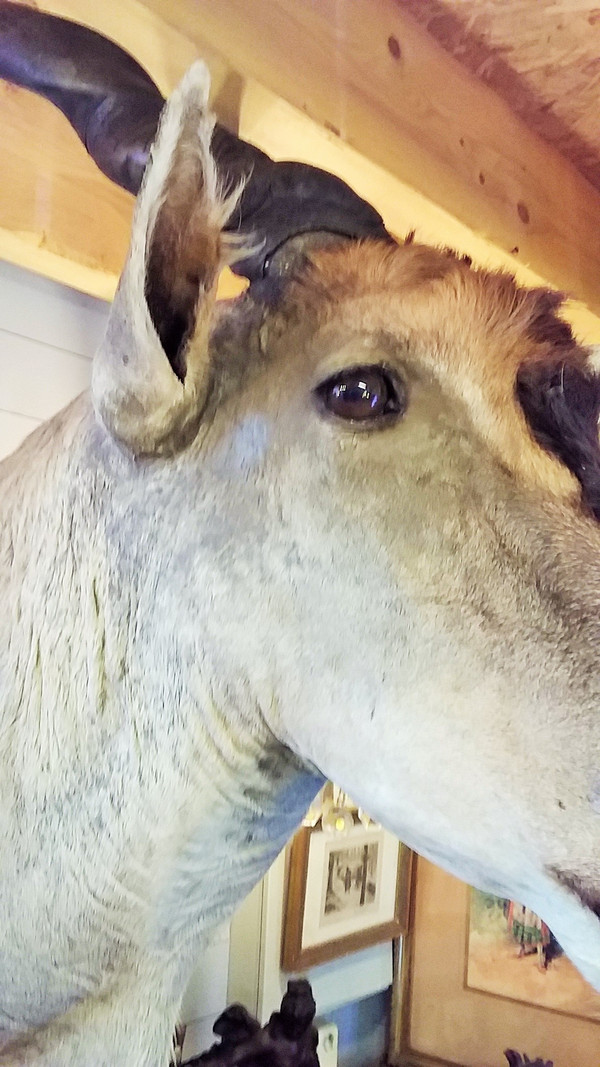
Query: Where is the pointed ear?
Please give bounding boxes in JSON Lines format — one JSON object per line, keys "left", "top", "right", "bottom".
{"left": 92, "top": 61, "right": 239, "bottom": 455}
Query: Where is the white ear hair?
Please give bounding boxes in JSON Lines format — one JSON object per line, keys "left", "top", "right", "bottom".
{"left": 587, "top": 344, "right": 600, "bottom": 374}
{"left": 92, "top": 61, "right": 240, "bottom": 455}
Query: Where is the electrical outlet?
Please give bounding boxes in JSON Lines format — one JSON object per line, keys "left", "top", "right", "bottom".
{"left": 317, "top": 1021, "right": 338, "bottom": 1067}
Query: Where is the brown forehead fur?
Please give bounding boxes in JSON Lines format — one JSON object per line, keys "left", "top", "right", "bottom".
{"left": 282, "top": 240, "right": 590, "bottom": 502}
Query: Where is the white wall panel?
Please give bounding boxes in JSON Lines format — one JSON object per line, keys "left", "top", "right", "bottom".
{"left": 0, "top": 329, "right": 92, "bottom": 422}
{"left": 0, "top": 408, "right": 41, "bottom": 459}
{"left": 0, "top": 261, "right": 108, "bottom": 357}
{"left": 0, "top": 261, "right": 105, "bottom": 452}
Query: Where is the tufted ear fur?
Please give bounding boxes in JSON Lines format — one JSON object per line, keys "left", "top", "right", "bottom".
{"left": 92, "top": 62, "right": 240, "bottom": 455}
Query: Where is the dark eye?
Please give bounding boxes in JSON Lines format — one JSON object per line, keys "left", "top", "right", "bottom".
{"left": 316, "top": 365, "right": 406, "bottom": 423}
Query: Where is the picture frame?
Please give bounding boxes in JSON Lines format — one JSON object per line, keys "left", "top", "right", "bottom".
{"left": 390, "top": 857, "right": 600, "bottom": 1067}
{"left": 466, "top": 888, "right": 600, "bottom": 1021}
{"left": 281, "top": 820, "right": 412, "bottom": 971}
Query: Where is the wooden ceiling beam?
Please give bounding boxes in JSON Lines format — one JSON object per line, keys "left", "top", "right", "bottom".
{"left": 0, "top": 0, "right": 246, "bottom": 302}
{"left": 142, "top": 0, "right": 600, "bottom": 329}
{"left": 2, "top": 0, "right": 600, "bottom": 341}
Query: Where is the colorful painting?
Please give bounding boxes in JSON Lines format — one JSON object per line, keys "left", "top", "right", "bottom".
{"left": 467, "top": 889, "right": 600, "bottom": 1021}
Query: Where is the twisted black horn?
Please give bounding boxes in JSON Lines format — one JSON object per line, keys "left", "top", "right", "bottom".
{"left": 0, "top": 2, "right": 392, "bottom": 280}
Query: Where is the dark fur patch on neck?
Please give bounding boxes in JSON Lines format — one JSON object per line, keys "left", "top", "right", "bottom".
{"left": 517, "top": 359, "right": 600, "bottom": 520}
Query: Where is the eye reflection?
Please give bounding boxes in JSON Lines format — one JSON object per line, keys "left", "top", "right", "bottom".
{"left": 316, "top": 365, "right": 406, "bottom": 423}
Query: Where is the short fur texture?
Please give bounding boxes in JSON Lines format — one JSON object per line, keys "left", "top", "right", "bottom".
{"left": 2, "top": 67, "right": 600, "bottom": 1067}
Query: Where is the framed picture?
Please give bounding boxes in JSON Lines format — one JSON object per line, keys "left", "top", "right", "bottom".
{"left": 467, "top": 888, "right": 600, "bottom": 1021}
{"left": 281, "top": 820, "right": 412, "bottom": 971}
{"left": 391, "top": 857, "right": 600, "bottom": 1067}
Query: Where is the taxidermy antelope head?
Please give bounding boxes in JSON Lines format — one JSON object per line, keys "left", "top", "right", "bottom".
{"left": 1, "top": 5, "right": 600, "bottom": 1065}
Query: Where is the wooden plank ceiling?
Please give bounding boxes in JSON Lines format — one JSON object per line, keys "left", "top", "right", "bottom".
{"left": 2, "top": 0, "right": 600, "bottom": 340}
{"left": 403, "top": 0, "right": 600, "bottom": 193}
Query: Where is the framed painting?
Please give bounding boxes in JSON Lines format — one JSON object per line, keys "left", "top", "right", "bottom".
{"left": 281, "top": 820, "right": 412, "bottom": 971}
{"left": 467, "top": 889, "right": 600, "bottom": 1021}
{"left": 391, "top": 858, "right": 600, "bottom": 1067}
